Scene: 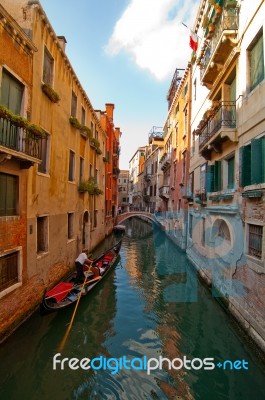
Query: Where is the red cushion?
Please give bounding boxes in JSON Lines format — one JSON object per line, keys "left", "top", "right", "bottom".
{"left": 45, "top": 282, "right": 74, "bottom": 302}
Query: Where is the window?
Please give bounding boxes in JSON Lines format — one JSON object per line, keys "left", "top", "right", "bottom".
{"left": 1, "top": 69, "right": 24, "bottom": 114}
{"left": 37, "top": 216, "right": 48, "bottom": 253}
{"left": 154, "top": 184, "right": 156, "bottom": 196}
{"left": 193, "top": 78, "right": 197, "bottom": 101}
{"left": 38, "top": 134, "right": 49, "bottom": 174}
{"left": 91, "top": 122, "right": 94, "bottom": 137}
{"left": 240, "top": 137, "right": 265, "bottom": 186}
{"left": 202, "top": 218, "right": 206, "bottom": 247}
{"left": 189, "top": 214, "right": 193, "bottom": 238}
{"left": 122, "top": 197, "right": 126, "bottom": 202}
{"left": 207, "top": 161, "right": 222, "bottom": 192}
{"left": 124, "top": 179, "right": 126, "bottom": 183}
{"left": 68, "top": 150, "right": 75, "bottom": 181}
{"left": 79, "top": 157, "right": 84, "bottom": 182}
{"left": 182, "top": 151, "right": 187, "bottom": 184}
{"left": 227, "top": 156, "right": 235, "bottom": 189}
{"left": 200, "top": 164, "right": 207, "bottom": 195}
{"left": 71, "top": 91, "right": 77, "bottom": 117}
{"left": 68, "top": 213, "right": 74, "bottom": 239}
{"left": 248, "top": 33, "right": 264, "bottom": 92}
{"left": 81, "top": 106, "right": 85, "bottom": 125}
{"left": 0, "top": 173, "right": 18, "bottom": 216}
{"left": 43, "top": 47, "right": 54, "bottom": 86}
{"left": 0, "top": 251, "right": 19, "bottom": 291}
{"left": 94, "top": 210, "right": 98, "bottom": 228}
{"left": 248, "top": 224, "right": 263, "bottom": 259}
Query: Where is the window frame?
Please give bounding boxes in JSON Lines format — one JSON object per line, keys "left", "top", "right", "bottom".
{"left": 42, "top": 46, "right": 54, "bottom": 87}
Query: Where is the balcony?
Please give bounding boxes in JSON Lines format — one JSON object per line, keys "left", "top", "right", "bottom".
{"left": 160, "top": 152, "right": 172, "bottom": 171}
{"left": 200, "top": 8, "right": 239, "bottom": 87}
{"left": 198, "top": 101, "right": 237, "bottom": 160}
{"left": 144, "top": 174, "right": 151, "bottom": 182}
{"left": 0, "top": 114, "right": 44, "bottom": 168}
{"left": 159, "top": 185, "right": 170, "bottom": 199}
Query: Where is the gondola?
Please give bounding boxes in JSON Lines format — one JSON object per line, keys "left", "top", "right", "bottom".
{"left": 40, "top": 240, "right": 122, "bottom": 314}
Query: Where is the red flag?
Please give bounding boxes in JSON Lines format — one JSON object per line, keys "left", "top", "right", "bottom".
{"left": 189, "top": 31, "right": 198, "bottom": 51}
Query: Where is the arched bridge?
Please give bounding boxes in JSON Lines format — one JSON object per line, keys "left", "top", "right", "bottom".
{"left": 115, "top": 211, "right": 160, "bottom": 226}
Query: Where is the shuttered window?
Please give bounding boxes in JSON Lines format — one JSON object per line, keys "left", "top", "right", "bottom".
{"left": 43, "top": 47, "right": 54, "bottom": 86}
{"left": 240, "top": 137, "right": 265, "bottom": 186}
{"left": 227, "top": 156, "right": 235, "bottom": 189}
{"left": 1, "top": 69, "right": 23, "bottom": 114}
{"left": 0, "top": 173, "right": 18, "bottom": 216}
{"left": 206, "top": 161, "right": 222, "bottom": 192}
{"left": 206, "top": 165, "right": 215, "bottom": 192}
{"left": 71, "top": 91, "right": 77, "bottom": 117}
{"left": 249, "top": 34, "right": 264, "bottom": 92}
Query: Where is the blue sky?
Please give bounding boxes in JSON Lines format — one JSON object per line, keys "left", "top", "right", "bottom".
{"left": 40, "top": 0, "right": 199, "bottom": 169}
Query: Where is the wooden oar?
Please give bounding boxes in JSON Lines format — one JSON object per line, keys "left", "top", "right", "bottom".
{"left": 58, "top": 267, "right": 101, "bottom": 352}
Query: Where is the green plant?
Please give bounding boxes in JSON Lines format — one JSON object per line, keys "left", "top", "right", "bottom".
{"left": 0, "top": 104, "right": 45, "bottom": 137}
{"left": 41, "top": 84, "right": 60, "bottom": 103}
{"left": 69, "top": 117, "right": 92, "bottom": 139}
{"left": 78, "top": 177, "right": 103, "bottom": 195}
{"left": 90, "top": 137, "right": 100, "bottom": 148}
{"left": 96, "top": 148, "right": 102, "bottom": 155}
{"left": 103, "top": 156, "right": 108, "bottom": 162}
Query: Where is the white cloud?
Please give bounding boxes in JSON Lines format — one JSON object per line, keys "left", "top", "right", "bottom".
{"left": 105, "top": 0, "right": 200, "bottom": 81}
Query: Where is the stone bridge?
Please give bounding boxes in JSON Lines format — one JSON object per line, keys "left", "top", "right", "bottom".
{"left": 115, "top": 211, "right": 160, "bottom": 226}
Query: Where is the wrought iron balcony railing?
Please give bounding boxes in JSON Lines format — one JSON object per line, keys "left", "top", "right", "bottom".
{"left": 200, "top": 9, "right": 239, "bottom": 81}
{"left": 159, "top": 185, "right": 170, "bottom": 199}
{"left": 0, "top": 115, "right": 44, "bottom": 160}
{"left": 198, "top": 101, "right": 236, "bottom": 150}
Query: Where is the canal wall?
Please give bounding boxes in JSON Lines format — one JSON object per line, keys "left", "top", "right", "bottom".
{"left": 156, "top": 210, "right": 265, "bottom": 355}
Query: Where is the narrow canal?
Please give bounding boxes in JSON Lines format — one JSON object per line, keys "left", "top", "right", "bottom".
{"left": 0, "top": 218, "right": 265, "bottom": 400}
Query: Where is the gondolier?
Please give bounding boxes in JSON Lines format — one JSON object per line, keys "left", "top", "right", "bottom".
{"left": 40, "top": 240, "right": 122, "bottom": 313}
{"left": 75, "top": 249, "right": 93, "bottom": 284}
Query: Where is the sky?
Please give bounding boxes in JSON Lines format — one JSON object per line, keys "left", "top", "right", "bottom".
{"left": 40, "top": 0, "right": 200, "bottom": 169}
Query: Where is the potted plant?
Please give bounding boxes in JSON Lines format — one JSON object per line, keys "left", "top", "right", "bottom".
{"left": 41, "top": 84, "right": 60, "bottom": 103}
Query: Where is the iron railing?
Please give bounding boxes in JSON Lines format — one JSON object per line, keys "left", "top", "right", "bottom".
{"left": 0, "top": 116, "right": 43, "bottom": 159}
{"left": 199, "top": 101, "right": 236, "bottom": 150}
{"left": 200, "top": 9, "right": 239, "bottom": 79}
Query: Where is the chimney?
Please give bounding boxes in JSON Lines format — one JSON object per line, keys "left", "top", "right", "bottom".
{"left": 105, "top": 103, "right": 115, "bottom": 121}
{"left": 57, "top": 36, "right": 67, "bottom": 52}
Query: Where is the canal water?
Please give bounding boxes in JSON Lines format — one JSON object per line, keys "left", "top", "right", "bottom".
{"left": 0, "top": 218, "right": 265, "bottom": 400}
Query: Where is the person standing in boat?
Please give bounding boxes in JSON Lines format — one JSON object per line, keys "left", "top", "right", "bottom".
{"left": 75, "top": 249, "right": 93, "bottom": 284}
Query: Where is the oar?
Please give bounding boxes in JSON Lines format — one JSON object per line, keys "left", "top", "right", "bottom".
{"left": 58, "top": 266, "right": 101, "bottom": 352}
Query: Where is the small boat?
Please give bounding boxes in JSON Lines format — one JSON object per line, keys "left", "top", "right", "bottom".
{"left": 113, "top": 224, "right": 126, "bottom": 233}
{"left": 40, "top": 240, "right": 122, "bottom": 313}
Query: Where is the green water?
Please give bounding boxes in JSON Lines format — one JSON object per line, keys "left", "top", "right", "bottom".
{"left": 0, "top": 218, "right": 264, "bottom": 400}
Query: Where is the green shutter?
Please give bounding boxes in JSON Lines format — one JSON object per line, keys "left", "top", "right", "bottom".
{"left": 250, "top": 35, "right": 264, "bottom": 91}
{"left": 214, "top": 161, "right": 222, "bottom": 191}
{"left": 262, "top": 137, "right": 265, "bottom": 183}
{"left": 240, "top": 145, "right": 251, "bottom": 187}
{"left": 227, "top": 157, "right": 235, "bottom": 189}
{"left": 251, "top": 138, "right": 263, "bottom": 184}
{"left": 206, "top": 165, "right": 215, "bottom": 192}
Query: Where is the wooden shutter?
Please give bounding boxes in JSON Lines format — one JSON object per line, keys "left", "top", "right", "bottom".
{"left": 251, "top": 138, "right": 263, "bottom": 184}
{"left": 262, "top": 137, "right": 265, "bottom": 183}
{"left": 1, "top": 70, "right": 23, "bottom": 114}
{"left": 206, "top": 165, "right": 215, "bottom": 192}
{"left": 250, "top": 34, "right": 264, "bottom": 91}
{"left": 227, "top": 157, "right": 235, "bottom": 189}
{"left": 240, "top": 145, "right": 251, "bottom": 187}
{"left": 214, "top": 161, "right": 222, "bottom": 191}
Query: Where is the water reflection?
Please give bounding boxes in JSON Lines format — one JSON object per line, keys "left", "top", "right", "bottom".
{"left": 0, "top": 218, "right": 265, "bottom": 400}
